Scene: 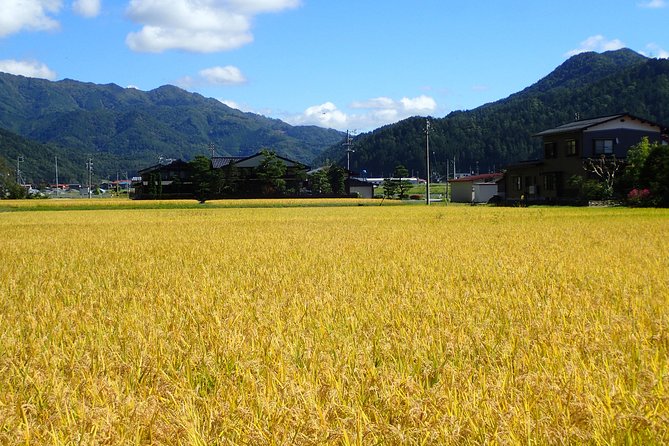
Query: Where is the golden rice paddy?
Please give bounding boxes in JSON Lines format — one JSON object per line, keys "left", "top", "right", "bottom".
{"left": 1, "top": 200, "right": 668, "bottom": 444}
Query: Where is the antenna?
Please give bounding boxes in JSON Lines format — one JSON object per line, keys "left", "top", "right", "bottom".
{"left": 209, "top": 143, "right": 217, "bottom": 159}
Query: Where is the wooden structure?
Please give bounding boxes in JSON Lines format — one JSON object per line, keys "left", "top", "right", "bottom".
{"left": 504, "top": 114, "right": 666, "bottom": 204}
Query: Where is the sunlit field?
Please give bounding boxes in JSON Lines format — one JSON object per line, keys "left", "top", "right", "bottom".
{"left": 1, "top": 201, "right": 668, "bottom": 444}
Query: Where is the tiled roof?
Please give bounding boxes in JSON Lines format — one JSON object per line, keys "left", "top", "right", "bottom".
{"left": 211, "top": 156, "right": 243, "bottom": 169}
{"left": 449, "top": 173, "right": 503, "bottom": 183}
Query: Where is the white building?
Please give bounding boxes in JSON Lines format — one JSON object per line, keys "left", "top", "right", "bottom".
{"left": 449, "top": 173, "right": 503, "bottom": 203}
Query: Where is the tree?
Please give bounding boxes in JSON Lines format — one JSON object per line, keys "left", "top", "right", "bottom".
{"left": 583, "top": 155, "right": 624, "bottom": 199}
{"left": 393, "top": 164, "right": 412, "bottom": 199}
{"left": 308, "top": 169, "right": 331, "bottom": 194}
{"left": 381, "top": 177, "right": 398, "bottom": 199}
{"left": 624, "top": 136, "right": 657, "bottom": 189}
{"left": 327, "top": 165, "right": 346, "bottom": 195}
{"left": 256, "top": 149, "right": 286, "bottom": 196}
{"left": 189, "top": 155, "right": 214, "bottom": 203}
{"left": 639, "top": 143, "right": 669, "bottom": 207}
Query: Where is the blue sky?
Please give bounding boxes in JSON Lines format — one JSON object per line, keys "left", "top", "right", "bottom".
{"left": 1, "top": 0, "right": 668, "bottom": 132}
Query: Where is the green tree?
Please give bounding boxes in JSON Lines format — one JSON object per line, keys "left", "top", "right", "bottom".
{"left": 393, "top": 164, "right": 412, "bottom": 199}
{"left": 624, "top": 136, "right": 658, "bottom": 189}
{"left": 640, "top": 144, "right": 669, "bottom": 207}
{"left": 189, "top": 155, "right": 214, "bottom": 203}
{"left": 256, "top": 149, "right": 286, "bottom": 196}
{"left": 381, "top": 177, "right": 398, "bottom": 199}
{"left": 308, "top": 169, "right": 331, "bottom": 194}
{"left": 327, "top": 165, "right": 346, "bottom": 195}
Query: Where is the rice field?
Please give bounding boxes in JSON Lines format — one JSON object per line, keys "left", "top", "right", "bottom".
{"left": 1, "top": 200, "right": 668, "bottom": 444}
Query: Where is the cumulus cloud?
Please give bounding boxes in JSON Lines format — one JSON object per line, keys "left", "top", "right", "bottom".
{"left": 285, "top": 95, "right": 438, "bottom": 131}
{"left": 176, "top": 65, "right": 247, "bottom": 89}
{"left": 199, "top": 66, "right": 247, "bottom": 85}
{"left": 644, "top": 43, "right": 669, "bottom": 59}
{"left": 0, "top": 0, "right": 62, "bottom": 37}
{"left": 73, "top": 0, "right": 101, "bottom": 17}
{"left": 565, "top": 35, "right": 625, "bottom": 57}
{"left": 638, "top": 0, "right": 666, "bottom": 8}
{"left": 0, "top": 59, "right": 57, "bottom": 79}
{"left": 125, "top": 0, "right": 300, "bottom": 53}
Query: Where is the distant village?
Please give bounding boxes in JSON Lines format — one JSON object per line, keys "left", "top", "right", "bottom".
{"left": 13, "top": 113, "right": 669, "bottom": 206}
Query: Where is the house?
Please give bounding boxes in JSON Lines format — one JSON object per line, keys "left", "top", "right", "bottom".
{"left": 134, "top": 159, "right": 193, "bottom": 199}
{"left": 211, "top": 152, "right": 309, "bottom": 196}
{"left": 133, "top": 152, "right": 309, "bottom": 199}
{"left": 449, "top": 173, "right": 504, "bottom": 203}
{"left": 504, "top": 113, "right": 667, "bottom": 204}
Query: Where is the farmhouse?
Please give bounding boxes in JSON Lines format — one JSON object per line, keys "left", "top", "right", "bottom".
{"left": 449, "top": 173, "right": 504, "bottom": 203}
{"left": 211, "top": 152, "right": 309, "bottom": 196}
{"left": 504, "top": 113, "right": 667, "bottom": 204}
{"left": 133, "top": 152, "right": 309, "bottom": 199}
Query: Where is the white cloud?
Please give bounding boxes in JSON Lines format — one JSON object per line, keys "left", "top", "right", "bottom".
{"left": 644, "top": 43, "right": 669, "bottom": 59}
{"left": 0, "top": 59, "right": 57, "bottom": 79}
{"left": 219, "top": 99, "right": 258, "bottom": 113}
{"left": 0, "top": 0, "right": 62, "bottom": 37}
{"left": 284, "top": 95, "right": 438, "bottom": 131}
{"left": 125, "top": 0, "right": 300, "bottom": 53}
{"left": 73, "top": 0, "right": 101, "bottom": 18}
{"left": 638, "top": 0, "right": 666, "bottom": 8}
{"left": 199, "top": 66, "right": 246, "bottom": 85}
{"left": 176, "top": 66, "right": 247, "bottom": 89}
{"left": 565, "top": 35, "right": 625, "bottom": 57}
{"left": 350, "top": 97, "right": 395, "bottom": 109}
{"left": 400, "top": 95, "right": 437, "bottom": 112}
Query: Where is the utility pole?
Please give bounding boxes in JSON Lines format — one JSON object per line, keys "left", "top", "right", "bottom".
{"left": 16, "top": 155, "right": 24, "bottom": 185}
{"left": 86, "top": 158, "right": 93, "bottom": 199}
{"left": 55, "top": 156, "right": 59, "bottom": 197}
{"left": 425, "top": 119, "right": 431, "bottom": 206}
{"left": 343, "top": 130, "right": 355, "bottom": 171}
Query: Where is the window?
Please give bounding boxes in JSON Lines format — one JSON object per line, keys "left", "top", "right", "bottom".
{"left": 543, "top": 173, "right": 556, "bottom": 191}
{"left": 544, "top": 142, "right": 557, "bottom": 158}
{"left": 594, "top": 139, "right": 614, "bottom": 155}
{"left": 513, "top": 176, "right": 522, "bottom": 191}
{"left": 566, "top": 139, "right": 578, "bottom": 156}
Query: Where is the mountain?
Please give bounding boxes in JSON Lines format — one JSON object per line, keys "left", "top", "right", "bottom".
{"left": 0, "top": 74, "right": 344, "bottom": 182}
{"left": 315, "top": 49, "right": 669, "bottom": 178}
{"left": 0, "top": 127, "right": 89, "bottom": 185}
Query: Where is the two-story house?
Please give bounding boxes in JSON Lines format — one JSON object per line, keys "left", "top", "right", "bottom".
{"left": 504, "top": 113, "right": 666, "bottom": 203}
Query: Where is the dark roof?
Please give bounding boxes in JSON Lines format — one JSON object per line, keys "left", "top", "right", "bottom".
{"left": 138, "top": 159, "right": 189, "bottom": 175}
{"left": 534, "top": 113, "right": 665, "bottom": 137}
{"left": 449, "top": 173, "right": 503, "bottom": 183}
{"left": 212, "top": 152, "right": 309, "bottom": 170}
{"left": 212, "top": 156, "right": 244, "bottom": 169}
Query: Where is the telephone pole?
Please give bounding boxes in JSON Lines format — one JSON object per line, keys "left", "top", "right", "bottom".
{"left": 55, "top": 156, "right": 59, "bottom": 197}
{"left": 343, "top": 130, "right": 355, "bottom": 171}
{"left": 86, "top": 158, "right": 93, "bottom": 199}
{"left": 425, "top": 119, "right": 431, "bottom": 206}
{"left": 16, "top": 155, "right": 24, "bottom": 185}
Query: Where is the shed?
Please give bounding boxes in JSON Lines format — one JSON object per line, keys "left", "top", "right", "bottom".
{"left": 449, "top": 173, "right": 504, "bottom": 203}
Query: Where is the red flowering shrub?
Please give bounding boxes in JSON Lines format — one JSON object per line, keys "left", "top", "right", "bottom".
{"left": 627, "top": 188, "right": 651, "bottom": 206}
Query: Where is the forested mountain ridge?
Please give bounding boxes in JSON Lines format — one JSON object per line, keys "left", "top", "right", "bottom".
{"left": 316, "top": 49, "right": 669, "bottom": 178}
{"left": 0, "top": 74, "right": 344, "bottom": 181}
